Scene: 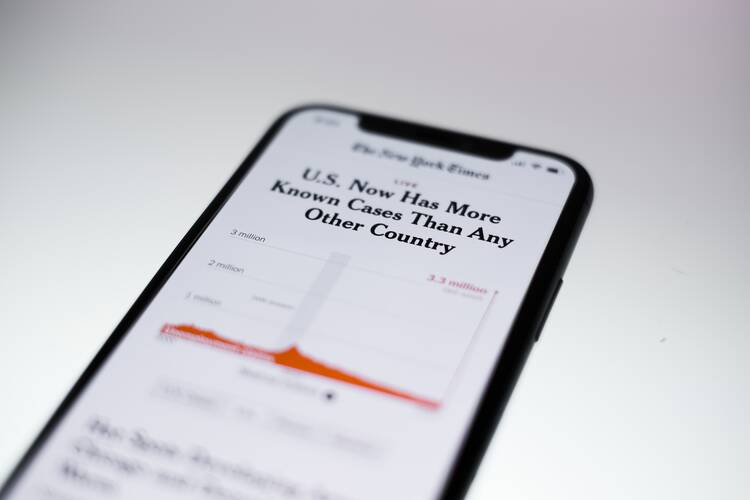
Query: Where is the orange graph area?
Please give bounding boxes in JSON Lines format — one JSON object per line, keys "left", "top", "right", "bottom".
{"left": 160, "top": 323, "right": 440, "bottom": 410}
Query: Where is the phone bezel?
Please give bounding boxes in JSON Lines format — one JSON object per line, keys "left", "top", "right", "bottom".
{"left": 0, "top": 104, "right": 593, "bottom": 499}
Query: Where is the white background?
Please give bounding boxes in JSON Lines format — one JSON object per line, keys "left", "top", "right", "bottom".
{"left": 0, "top": 1, "right": 747, "bottom": 499}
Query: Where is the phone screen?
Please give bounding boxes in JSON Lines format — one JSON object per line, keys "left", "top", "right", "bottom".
{"left": 7, "top": 109, "right": 576, "bottom": 500}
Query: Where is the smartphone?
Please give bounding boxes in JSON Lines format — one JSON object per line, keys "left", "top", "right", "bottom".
{"left": 1, "top": 105, "right": 592, "bottom": 500}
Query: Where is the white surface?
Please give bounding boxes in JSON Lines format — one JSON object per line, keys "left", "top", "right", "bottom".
{"left": 0, "top": 1, "right": 748, "bottom": 498}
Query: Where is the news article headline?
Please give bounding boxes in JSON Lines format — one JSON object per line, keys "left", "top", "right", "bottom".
{"left": 269, "top": 166, "right": 514, "bottom": 257}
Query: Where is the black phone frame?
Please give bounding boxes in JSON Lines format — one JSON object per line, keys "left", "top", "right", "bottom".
{"left": 0, "top": 104, "right": 593, "bottom": 499}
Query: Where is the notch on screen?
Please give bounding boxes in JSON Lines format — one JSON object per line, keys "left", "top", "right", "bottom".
{"left": 358, "top": 113, "right": 516, "bottom": 161}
